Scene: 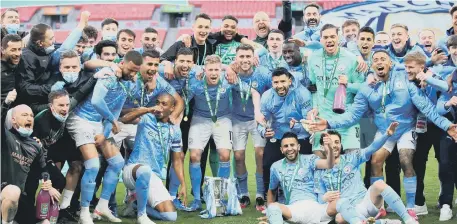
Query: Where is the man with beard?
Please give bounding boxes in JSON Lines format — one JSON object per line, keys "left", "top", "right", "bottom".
{"left": 161, "top": 48, "right": 216, "bottom": 210}
{"left": 252, "top": 1, "right": 292, "bottom": 48}
{"left": 66, "top": 51, "right": 142, "bottom": 224}
{"left": 186, "top": 55, "right": 262, "bottom": 211}
{"left": 115, "top": 49, "right": 183, "bottom": 155}
{"left": 215, "top": 15, "right": 243, "bottom": 65}
{"left": 1, "top": 104, "right": 60, "bottom": 224}
{"left": 292, "top": 3, "right": 322, "bottom": 45}
{"left": 120, "top": 93, "right": 185, "bottom": 223}
{"left": 1, "top": 8, "right": 28, "bottom": 40}
{"left": 436, "top": 70, "right": 457, "bottom": 221}
{"left": 418, "top": 29, "right": 437, "bottom": 56}
{"left": 401, "top": 52, "right": 448, "bottom": 217}
{"left": 230, "top": 44, "right": 271, "bottom": 210}
{"left": 282, "top": 41, "right": 309, "bottom": 87}
{"left": 437, "top": 5, "right": 457, "bottom": 55}
{"left": 307, "top": 24, "right": 364, "bottom": 156}
{"left": 136, "top": 27, "right": 164, "bottom": 55}
{"left": 114, "top": 50, "right": 183, "bottom": 217}
{"left": 1, "top": 34, "right": 21, "bottom": 109}
{"left": 305, "top": 50, "right": 457, "bottom": 221}
{"left": 375, "top": 31, "right": 391, "bottom": 47}
{"left": 315, "top": 126, "right": 419, "bottom": 224}
{"left": 257, "top": 67, "right": 313, "bottom": 206}
{"left": 262, "top": 132, "right": 335, "bottom": 224}
{"left": 257, "top": 29, "right": 288, "bottom": 72}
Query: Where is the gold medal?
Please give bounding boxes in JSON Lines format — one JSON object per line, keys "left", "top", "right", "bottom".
{"left": 183, "top": 116, "right": 188, "bottom": 122}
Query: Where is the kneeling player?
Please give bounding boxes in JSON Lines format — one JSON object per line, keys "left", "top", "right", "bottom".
{"left": 120, "top": 93, "right": 186, "bottom": 224}
{"left": 265, "top": 132, "right": 336, "bottom": 224}
{"left": 314, "top": 123, "right": 418, "bottom": 224}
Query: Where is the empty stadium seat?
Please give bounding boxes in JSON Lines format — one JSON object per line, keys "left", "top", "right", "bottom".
{"left": 191, "top": 1, "right": 276, "bottom": 19}
{"left": 77, "top": 4, "right": 156, "bottom": 21}
{"left": 54, "top": 30, "right": 71, "bottom": 43}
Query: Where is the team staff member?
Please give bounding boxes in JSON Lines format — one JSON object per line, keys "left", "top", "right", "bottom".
{"left": 1, "top": 105, "right": 60, "bottom": 224}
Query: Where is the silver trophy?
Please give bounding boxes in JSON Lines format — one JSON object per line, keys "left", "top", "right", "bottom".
{"left": 204, "top": 177, "right": 227, "bottom": 216}
{"left": 266, "top": 119, "right": 276, "bottom": 143}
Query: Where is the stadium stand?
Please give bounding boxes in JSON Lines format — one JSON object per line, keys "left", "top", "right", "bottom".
{"left": 195, "top": 1, "right": 277, "bottom": 18}
{"left": 76, "top": 4, "right": 157, "bottom": 20}
{"left": 1, "top": 6, "right": 39, "bottom": 22}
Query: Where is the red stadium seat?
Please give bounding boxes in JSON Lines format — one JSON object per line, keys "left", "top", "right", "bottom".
{"left": 191, "top": 1, "right": 277, "bottom": 19}
{"left": 54, "top": 30, "right": 71, "bottom": 43}
{"left": 76, "top": 4, "right": 156, "bottom": 21}
{"left": 1, "top": 7, "right": 39, "bottom": 22}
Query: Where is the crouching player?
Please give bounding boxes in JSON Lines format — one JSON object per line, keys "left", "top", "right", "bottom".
{"left": 120, "top": 93, "right": 186, "bottom": 224}
{"left": 263, "top": 132, "right": 336, "bottom": 224}
{"left": 314, "top": 122, "right": 419, "bottom": 224}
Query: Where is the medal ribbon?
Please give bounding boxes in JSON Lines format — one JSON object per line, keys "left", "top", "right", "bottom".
{"left": 203, "top": 77, "right": 222, "bottom": 123}
{"left": 327, "top": 157, "right": 344, "bottom": 191}
{"left": 281, "top": 157, "right": 301, "bottom": 204}
{"left": 238, "top": 76, "right": 252, "bottom": 111}
{"left": 321, "top": 49, "right": 341, "bottom": 98}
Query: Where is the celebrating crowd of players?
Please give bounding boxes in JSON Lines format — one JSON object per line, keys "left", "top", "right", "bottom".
{"left": 1, "top": 1, "right": 457, "bottom": 224}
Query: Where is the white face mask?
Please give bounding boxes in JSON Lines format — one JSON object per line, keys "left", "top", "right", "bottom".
{"left": 62, "top": 71, "right": 79, "bottom": 83}
{"left": 45, "top": 44, "right": 55, "bottom": 54}
{"left": 5, "top": 24, "right": 19, "bottom": 34}
{"left": 103, "top": 32, "right": 117, "bottom": 42}
{"left": 51, "top": 109, "right": 68, "bottom": 122}
{"left": 16, "top": 126, "right": 32, "bottom": 137}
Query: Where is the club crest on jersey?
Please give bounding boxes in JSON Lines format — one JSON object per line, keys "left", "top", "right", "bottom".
{"left": 343, "top": 165, "right": 352, "bottom": 174}
{"left": 252, "top": 81, "right": 258, "bottom": 88}
{"left": 220, "top": 88, "right": 226, "bottom": 94}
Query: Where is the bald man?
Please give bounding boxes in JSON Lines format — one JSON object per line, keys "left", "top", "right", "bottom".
{"left": 1, "top": 105, "right": 60, "bottom": 224}
{"left": 253, "top": 1, "right": 292, "bottom": 48}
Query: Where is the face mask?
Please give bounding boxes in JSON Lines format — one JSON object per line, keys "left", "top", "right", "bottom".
{"left": 16, "top": 126, "right": 32, "bottom": 137}
{"left": 62, "top": 71, "right": 79, "bottom": 83}
{"left": 52, "top": 109, "right": 68, "bottom": 122}
{"left": 84, "top": 47, "right": 93, "bottom": 53}
{"left": 103, "top": 32, "right": 117, "bottom": 42}
{"left": 5, "top": 24, "right": 19, "bottom": 34}
{"left": 45, "top": 44, "right": 55, "bottom": 54}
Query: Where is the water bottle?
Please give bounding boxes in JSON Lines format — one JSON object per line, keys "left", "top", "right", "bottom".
{"left": 47, "top": 201, "right": 59, "bottom": 224}
{"left": 333, "top": 84, "right": 347, "bottom": 114}
{"left": 36, "top": 174, "right": 51, "bottom": 220}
